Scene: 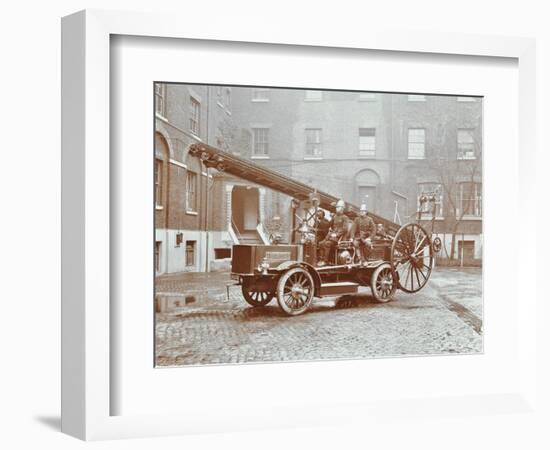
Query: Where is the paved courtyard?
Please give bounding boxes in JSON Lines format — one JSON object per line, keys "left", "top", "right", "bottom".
{"left": 155, "top": 267, "right": 482, "bottom": 367}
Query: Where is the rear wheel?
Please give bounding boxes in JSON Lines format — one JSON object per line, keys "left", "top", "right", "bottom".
{"left": 276, "top": 267, "right": 314, "bottom": 316}
{"left": 370, "top": 263, "right": 397, "bottom": 302}
{"left": 390, "top": 223, "right": 434, "bottom": 293}
{"left": 242, "top": 283, "right": 274, "bottom": 307}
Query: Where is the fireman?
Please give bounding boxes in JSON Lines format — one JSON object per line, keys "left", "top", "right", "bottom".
{"left": 314, "top": 209, "right": 331, "bottom": 243}
{"left": 317, "top": 199, "right": 350, "bottom": 266}
{"left": 351, "top": 203, "right": 376, "bottom": 264}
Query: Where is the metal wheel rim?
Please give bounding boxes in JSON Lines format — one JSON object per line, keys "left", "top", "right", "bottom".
{"left": 390, "top": 223, "right": 434, "bottom": 293}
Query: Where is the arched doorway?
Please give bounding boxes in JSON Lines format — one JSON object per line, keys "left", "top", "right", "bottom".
{"left": 355, "top": 169, "right": 381, "bottom": 213}
{"left": 231, "top": 185, "right": 260, "bottom": 233}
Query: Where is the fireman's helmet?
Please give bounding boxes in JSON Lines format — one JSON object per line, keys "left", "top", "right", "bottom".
{"left": 336, "top": 199, "right": 345, "bottom": 209}
{"left": 360, "top": 203, "right": 368, "bottom": 212}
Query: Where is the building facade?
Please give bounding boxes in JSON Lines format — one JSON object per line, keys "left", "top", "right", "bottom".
{"left": 154, "top": 83, "right": 235, "bottom": 274}
{"left": 229, "top": 88, "right": 483, "bottom": 265}
{"left": 155, "top": 85, "right": 483, "bottom": 274}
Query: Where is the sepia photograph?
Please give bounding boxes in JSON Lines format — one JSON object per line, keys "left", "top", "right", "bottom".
{"left": 153, "top": 84, "right": 483, "bottom": 367}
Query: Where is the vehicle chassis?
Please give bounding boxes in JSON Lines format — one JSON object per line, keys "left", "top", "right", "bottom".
{"left": 232, "top": 221, "right": 441, "bottom": 316}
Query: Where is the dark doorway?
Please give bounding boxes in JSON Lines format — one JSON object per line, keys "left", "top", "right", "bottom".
{"left": 232, "top": 186, "right": 260, "bottom": 233}
{"left": 458, "top": 240, "right": 476, "bottom": 264}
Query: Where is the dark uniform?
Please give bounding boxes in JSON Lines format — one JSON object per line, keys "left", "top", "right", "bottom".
{"left": 318, "top": 213, "right": 350, "bottom": 264}
{"left": 314, "top": 215, "right": 331, "bottom": 243}
{"left": 351, "top": 215, "right": 376, "bottom": 262}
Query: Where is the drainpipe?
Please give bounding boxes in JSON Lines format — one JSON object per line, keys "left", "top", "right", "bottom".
{"left": 205, "top": 166, "right": 210, "bottom": 272}
{"left": 164, "top": 151, "right": 170, "bottom": 273}
{"left": 204, "top": 87, "right": 211, "bottom": 272}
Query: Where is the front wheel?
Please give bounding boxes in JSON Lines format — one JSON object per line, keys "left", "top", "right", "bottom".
{"left": 276, "top": 267, "right": 314, "bottom": 316}
{"left": 242, "top": 283, "right": 274, "bottom": 307}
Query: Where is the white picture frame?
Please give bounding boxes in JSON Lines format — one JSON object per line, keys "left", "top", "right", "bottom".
{"left": 61, "top": 9, "right": 538, "bottom": 441}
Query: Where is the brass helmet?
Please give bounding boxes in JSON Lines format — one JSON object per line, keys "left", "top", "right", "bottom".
{"left": 360, "top": 203, "right": 368, "bottom": 212}
{"left": 335, "top": 199, "right": 345, "bottom": 209}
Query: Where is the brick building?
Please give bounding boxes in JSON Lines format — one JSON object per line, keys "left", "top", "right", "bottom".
{"left": 154, "top": 83, "right": 236, "bottom": 274}
{"left": 229, "top": 88, "right": 483, "bottom": 265}
{"left": 155, "top": 84, "right": 483, "bottom": 274}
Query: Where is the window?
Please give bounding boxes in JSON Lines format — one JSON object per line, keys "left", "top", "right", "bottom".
{"left": 456, "top": 182, "right": 482, "bottom": 217}
{"left": 305, "top": 90, "right": 322, "bottom": 101}
{"left": 417, "top": 183, "right": 443, "bottom": 217}
{"left": 155, "top": 83, "right": 166, "bottom": 117}
{"left": 252, "top": 88, "right": 270, "bottom": 101}
{"left": 252, "top": 128, "right": 269, "bottom": 157}
{"left": 224, "top": 89, "right": 231, "bottom": 110}
{"left": 457, "top": 128, "right": 476, "bottom": 160}
{"left": 408, "top": 94, "right": 426, "bottom": 102}
{"left": 359, "top": 92, "right": 376, "bottom": 101}
{"left": 189, "top": 97, "right": 200, "bottom": 135}
{"left": 154, "top": 159, "right": 163, "bottom": 207}
{"left": 457, "top": 96, "right": 477, "bottom": 102}
{"left": 186, "top": 171, "right": 197, "bottom": 212}
{"left": 358, "top": 128, "right": 376, "bottom": 158}
{"left": 155, "top": 241, "right": 161, "bottom": 272}
{"left": 305, "top": 128, "right": 322, "bottom": 157}
{"left": 186, "top": 241, "right": 196, "bottom": 267}
{"left": 408, "top": 128, "right": 426, "bottom": 159}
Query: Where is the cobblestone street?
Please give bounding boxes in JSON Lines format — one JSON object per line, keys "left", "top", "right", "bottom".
{"left": 155, "top": 267, "right": 482, "bottom": 367}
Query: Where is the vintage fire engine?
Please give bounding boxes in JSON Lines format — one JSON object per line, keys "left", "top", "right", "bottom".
{"left": 189, "top": 143, "right": 442, "bottom": 316}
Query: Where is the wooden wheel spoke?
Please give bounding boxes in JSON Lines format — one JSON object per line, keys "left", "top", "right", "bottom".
{"left": 418, "top": 268, "right": 428, "bottom": 281}
{"left": 413, "top": 267, "right": 422, "bottom": 289}
{"left": 403, "top": 263, "right": 411, "bottom": 288}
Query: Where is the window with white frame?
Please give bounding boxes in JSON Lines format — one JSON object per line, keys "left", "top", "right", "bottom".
{"left": 305, "top": 90, "right": 322, "bottom": 101}
{"left": 359, "top": 92, "right": 377, "bottom": 101}
{"left": 252, "top": 88, "right": 270, "bottom": 101}
{"left": 252, "top": 128, "right": 269, "bottom": 157}
{"left": 456, "top": 182, "right": 482, "bottom": 217}
{"left": 305, "top": 128, "right": 322, "bottom": 157}
{"left": 154, "top": 158, "right": 163, "bottom": 207}
{"left": 408, "top": 128, "right": 426, "bottom": 159}
{"left": 359, "top": 128, "right": 376, "bottom": 158}
{"left": 457, "top": 128, "right": 476, "bottom": 159}
{"left": 417, "top": 183, "right": 443, "bottom": 217}
{"left": 155, "top": 83, "right": 166, "bottom": 117}
{"left": 457, "top": 96, "right": 477, "bottom": 102}
{"left": 186, "top": 171, "right": 197, "bottom": 212}
{"left": 408, "top": 94, "right": 426, "bottom": 102}
{"left": 189, "top": 97, "right": 200, "bottom": 135}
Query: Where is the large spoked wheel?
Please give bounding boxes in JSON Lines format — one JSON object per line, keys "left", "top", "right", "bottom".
{"left": 276, "top": 267, "right": 314, "bottom": 316}
{"left": 242, "top": 283, "right": 275, "bottom": 307}
{"left": 390, "top": 223, "right": 434, "bottom": 293}
{"left": 371, "top": 263, "right": 397, "bottom": 303}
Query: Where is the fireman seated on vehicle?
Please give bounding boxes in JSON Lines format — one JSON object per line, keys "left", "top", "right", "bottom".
{"left": 351, "top": 203, "right": 377, "bottom": 264}
{"left": 317, "top": 199, "right": 350, "bottom": 266}
{"left": 314, "top": 209, "right": 331, "bottom": 243}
